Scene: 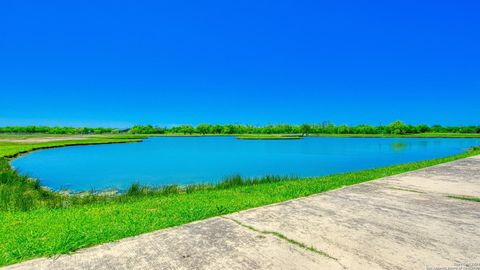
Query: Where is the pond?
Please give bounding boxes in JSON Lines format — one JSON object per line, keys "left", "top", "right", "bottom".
{"left": 11, "top": 136, "right": 480, "bottom": 191}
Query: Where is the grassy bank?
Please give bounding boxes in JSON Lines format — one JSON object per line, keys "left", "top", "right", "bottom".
{"left": 152, "top": 133, "right": 480, "bottom": 138}
{"left": 236, "top": 135, "right": 304, "bottom": 140}
{"left": 5, "top": 132, "right": 478, "bottom": 140}
{"left": 307, "top": 133, "right": 480, "bottom": 138}
{"left": 0, "top": 136, "right": 479, "bottom": 266}
{"left": 0, "top": 135, "right": 146, "bottom": 159}
{"left": 238, "top": 133, "right": 480, "bottom": 139}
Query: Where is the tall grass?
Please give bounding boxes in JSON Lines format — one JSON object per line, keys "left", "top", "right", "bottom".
{"left": 0, "top": 157, "right": 298, "bottom": 212}
{"left": 0, "top": 158, "right": 118, "bottom": 211}
{"left": 0, "top": 158, "right": 61, "bottom": 211}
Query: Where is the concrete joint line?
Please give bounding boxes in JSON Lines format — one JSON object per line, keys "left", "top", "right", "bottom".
{"left": 221, "top": 216, "right": 338, "bottom": 261}
{"left": 386, "top": 186, "right": 425, "bottom": 193}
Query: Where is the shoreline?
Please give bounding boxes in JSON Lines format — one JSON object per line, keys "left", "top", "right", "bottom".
{"left": 3, "top": 132, "right": 480, "bottom": 140}
{"left": 2, "top": 137, "right": 145, "bottom": 197}
{"left": 4, "top": 139, "right": 143, "bottom": 160}
{"left": 150, "top": 133, "right": 480, "bottom": 138}
{"left": 3, "top": 134, "right": 479, "bottom": 195}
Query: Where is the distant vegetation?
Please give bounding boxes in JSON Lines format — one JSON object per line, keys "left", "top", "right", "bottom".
{"left": 236, "top": 135, "right": 304, "bottom": 140}
{"left": 2, "top": 121, "right": 480, "bottom": 135}
{"left": 128, "top": 121, "right": 480, "bottom": 135}
{"left": 0, "top": 126, "right": 118, "bottom": 134}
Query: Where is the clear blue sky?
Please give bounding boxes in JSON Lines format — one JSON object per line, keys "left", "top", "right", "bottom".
{"left": 1, "top": 0, "right": 479, "bottom": 127}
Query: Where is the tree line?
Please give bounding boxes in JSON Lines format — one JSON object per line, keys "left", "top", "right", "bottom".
{"left": 0, "top": 126, "right": 118, "bottom": 134}
{"left": 1, "top": 121, "right": 479, "bottom": 135}
{"left": 129, "top": 121, "right": 480, "bottom": 135}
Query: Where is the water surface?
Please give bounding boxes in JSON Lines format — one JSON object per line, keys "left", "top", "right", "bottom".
{"left": 11, "top": 137, "right": 480, "bottom": 191}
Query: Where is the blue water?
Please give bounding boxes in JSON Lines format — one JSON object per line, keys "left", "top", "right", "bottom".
{"left": 11, "top": 137, "right": 480, "bottom": 191}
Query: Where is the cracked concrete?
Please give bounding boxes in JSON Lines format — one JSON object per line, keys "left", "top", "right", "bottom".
{"left": 4, "top": 156, "right": 480, "bottom": 270}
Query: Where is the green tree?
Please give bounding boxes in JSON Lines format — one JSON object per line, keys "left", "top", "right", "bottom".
{"left": 128, "top": 125, "right": 157, "bottom": 134}
{"left": 196, "top": 124, "right": 211, "bottom": 135}
{"left": 300, "top": 124, "right": 311, "bottom": 135}
{"left": 388, "top": 120, "right": 408, "bottom": 135}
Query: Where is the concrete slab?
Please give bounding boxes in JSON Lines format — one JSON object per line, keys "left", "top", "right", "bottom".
{"left": 4, "top": 156, "right": 480, "bottom": 270}
{"left": 4, "top": 218, "right": 342, "bottom": 270}
{"left": 376, "top": 155, "right": 480, "bottom": 197}
{"left": 229, "top": 183, "right": 480, "bottom": 269}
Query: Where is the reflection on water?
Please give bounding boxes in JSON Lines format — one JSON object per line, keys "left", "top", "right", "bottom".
{"left": 391, "top": 142, "right": 407, "bottom": 152}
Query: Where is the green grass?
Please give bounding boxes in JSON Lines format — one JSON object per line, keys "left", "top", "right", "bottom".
{"left": 0, "top": 134, "right": 81, "bottom": 139}
{"left": 0, "top": 136, "right": 479, "bottom": 266}
{"left": 0, "top": 135, "right": 145, "bottom": 159}
{"left": 236, "top": 135, "right": 304, "bottom": 140}
{"left": 386, "top": 186, "right": 425, "bottom": 193}
{"left": 447, "top": 195, "right": 480, "bottom": 202}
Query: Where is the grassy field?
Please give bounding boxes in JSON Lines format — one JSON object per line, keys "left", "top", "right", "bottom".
{"left": 0, "top": 134, "right": 479, "bottom": 266}
{"left": 0, "top": 135, "right": 146, "bottom": 159}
